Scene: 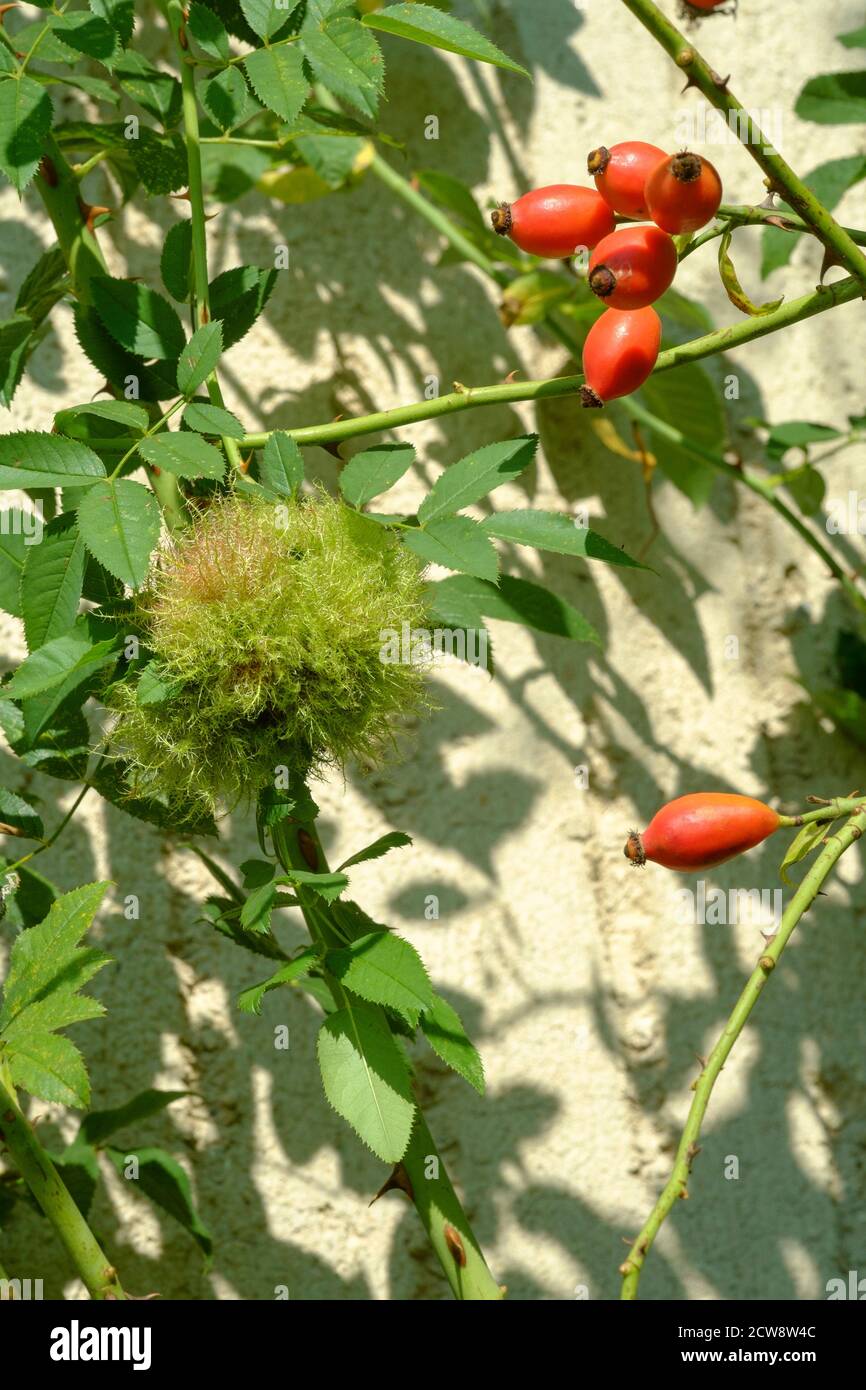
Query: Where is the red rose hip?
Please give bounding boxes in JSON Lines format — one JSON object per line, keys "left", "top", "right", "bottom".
{"left": 490, "top": 185, "right": 615, "bottom": 259}
{"left": 580, "top": 305, "right": 661, "bottom": 407}
{"left": 624, "top": 792, "right": 781, "bottom": 872}
{"left": 588, "top": 224, "right": 678, "bottom": 310}
{"left": 645, "top": 151, "right": 723, "bottom": 234}
{"left": 587, "top": 141, "right": 668, "bottom": 219}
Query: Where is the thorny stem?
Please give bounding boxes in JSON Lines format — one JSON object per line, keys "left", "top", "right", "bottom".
{"left": 270, "top": 815, "right": 503, "bottom": 1301}
{"left": 620, "top": 0, "right": 866, "bottom": 289}
{"left": 620, "top": 803, "right": 866, "bottom": 1299}
{"left": 0, "top": 1059, "right": 125, "bottom": 1300}
{"left": 238, "top": 275, "right": 862, "bottom": 448}
{"left": 167, "top": 0, "right": 245, "bottom": 477}
{"left": 680, "top": 203, "right": 866, "bottom": 261}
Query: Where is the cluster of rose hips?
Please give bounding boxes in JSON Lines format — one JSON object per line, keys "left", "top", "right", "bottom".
{"left": 492, "top": 142, "right": 723, "bottom": 406}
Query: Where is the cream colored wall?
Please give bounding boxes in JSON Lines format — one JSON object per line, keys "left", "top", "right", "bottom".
{"left": 2, "top": 0, "right": 866, "bottom": 1300}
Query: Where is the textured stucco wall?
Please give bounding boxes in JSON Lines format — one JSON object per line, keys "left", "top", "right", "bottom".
{"left": 2, "top": 0, "right": 866, "bottom": 1300}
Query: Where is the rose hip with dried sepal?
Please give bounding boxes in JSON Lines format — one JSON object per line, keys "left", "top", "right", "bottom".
{"left": 587, "top": 141, "right": 668, "bottom": 219}
{"left": 580, "top": 305, "right": 661, "bottom": 408}
{"left": 645, "top": 151, "right": 723, "bottom": 234}
{"left": 490, "top": 185, "right": 615, "bottom": 260}
{"left": 588, "top": 224, "right": 678, "bottom": 310}
{"left": 624, "top": 793, "right": 781, "bottom": 872}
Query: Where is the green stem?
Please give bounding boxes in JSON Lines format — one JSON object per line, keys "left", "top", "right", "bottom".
{"left": 369, "top": 152, "right": 511, "bottom": 287}
{"left": 0, "top": 1061, "right": 125, "bottom": 1299}
{"left": 620, "top": 803, "right": 866, "bottom": 1299}
{"left": 271, "top": 815, "right": 503, "bottom": 1301}
{"left": 167, "top": 1, "right": 245, "bottom": 475}
{"left": 777, "top": 795, "right": 866, "bottom": 827}
{"left": 620, "top": 0, "right": 866, "bottom": 288}
{"left": 621, "top": 399, "right": 866, "bottom": 614}
{"left": 238, "top": 274, "right": 861, "bottom": 449}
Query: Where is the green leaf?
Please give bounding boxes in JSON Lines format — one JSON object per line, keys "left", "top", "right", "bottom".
{"left": 0, "top": 76, "right": 54, "bottom": 195}
{"left": 783, "top": 464, "right": 826, "bottom": 516}
{"left": 21, "top": 514, "right": 86, "bottom": 651}
{"left": 50, "top": 14, "right": 120, "bottom": 63}
{"left": 200, "top": 67, "right": 258, "bottom": 133}
{"left": 421, "top": 992, "right": 484, "bottom": 1094}
{"left": 2, "top": 618, "right": 119, "bottom": 700}
{"left": 237, "top": 949, "right": 319, "bottom": 1014}
{"left": 128, "top": 128, "right": 188, "bottom": 196}
{"left": 89, "top": 0, "right": 135, "bottom": 47}
{"left": 0, "top": 511, "right": 27, "bottom": 617}
{"left": 182, "top": 401, "right": 244, "bottom": 437}
{"left": 16, "top": 244, "right": 69, "bottom": 320}
{"left": 0, "top": 787, "right": 43, "bottom": 840}
{"left": 73, "top": 304, "right": 177, "bottom": 403}
{"left": 202, "top": 897, "right": 289, "bottom": 959}
{"left": 638, "top": 364, "right": 725, "bottom": 507}
{"left": 79, "top": 1088, "right": 187, "bottom": 1146}
{"left": 187, "top": 1, "right": 231, "bottom": 60}
{"left": 240, "top": 881, "right": 277, "bottom": 933}
{"left": 77, "top": 479, "right": 161, "bottom": 589}
{"left": 363, "top": 2, "right": 528, "bottom": 77}
{"left": 91, "top": 276, "right": 185, "bottom": 360}
{"left": 418, "top": 435, "right": 538, "bottom": 524}
{"left": 301, "top": 16, "right": 385, "bottom": 119}
{"left": 244, "top": 45, "right": 308, "bottom": 124}
{"left": 54, "top": 400, "right": 149, "bottom": 439}
{"left": 416, "top": 169, "right": 485, "bottom": 229}
{"left": 241, "top": 0, "right": 301, "bottom": 40}
{"left": 0, "top": 432, "right": 105, "bottom": 491}
{"left": 161, "top": 220, "right": 193, "bottom": 302}
{"left": 337, "top": 831, "right": 412, "bottom": 871}
{"left": 209, "top": 265, "right": 277, "bottom": 348}
{"left": 260, "top": 431, "right": 304, "bottom": 496}
{"left": 764, "top": 420, "right": 843, "bottom": 458}
{"left": 428, "top": 573, "right": 601, "bottom": 644}
{"left": 326, "top": 931, "right": 433, "bottom": 1019}
{"left": 0, "top": 315, "right": 35, "bottom": 407}
{"left": 839, "top": 24, "right": 866, "bottom": 48}
{"left": 177, "top": 321, "right": 224, "bottom": 396}
{"left": 718, "top": 228, "right": 784, "bottom": 316}
{"left": 105, "top": 1145, "right": 212, "bottom": 1259}
{"left": 339, "top": 442, "right": 414, "bottom": 507}
{"left": 481, "top": 509, "right": 645, "bottom": 569}
{"left": 779, "top": 820, "right": 829, "bottom": 887}
{"left": 795, "top": 70, "right": 866, "bottom": 124}
{"left": 293, "top": 130, "right": 365, "bottom": 188}
{"left": 404, "top": 515, "right": 499, "bottom": 581}
{"left": 137, "top": 431, "right": 226, "bottom": 480}
{"left": 277, "top": 868, "right": 348, "bottom": 902}
{"left": 114, "top": 51, "right": 181, "bottom": 125}
{"left": 317, "top": 999, "right": 415, "bottom": 1162}
{"left": 0, "top": 882, "right": 111, "bottom": 1107}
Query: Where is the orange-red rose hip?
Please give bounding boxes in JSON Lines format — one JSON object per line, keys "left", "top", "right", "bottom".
{"left": 624, "top": 792, "right": 781, "bottom": 872}
{"left": 645, "top": 151, "right": 723, "bottom": 233}
{"left": 588, "top": 224, "right": 678, "bottom": 310}
{"left": 587, "top": 141, "right": 667, "bottom": 219}
{"left": 580, "top": 305, "right": 661, "bottom": 407}
{"left": 490, "top": 185, "right": 615, "bottom": 259}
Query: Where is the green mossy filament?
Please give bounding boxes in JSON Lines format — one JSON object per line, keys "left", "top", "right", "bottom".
{"left": 112, "top": 492, "right": 429, "bottom": 815}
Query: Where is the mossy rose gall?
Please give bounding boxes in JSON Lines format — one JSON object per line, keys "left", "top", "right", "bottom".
{"left": 111, "top": 492, "right": 429, "bottom": 815}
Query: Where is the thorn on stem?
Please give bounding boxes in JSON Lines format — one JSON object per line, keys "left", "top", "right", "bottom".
{"left": 369, "top": 1162, "right": 414, "bottom": 1206}
{"left": 443, "top": 1223, "right": 467, "bottom": 1267}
